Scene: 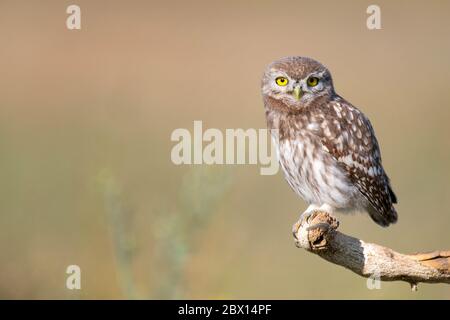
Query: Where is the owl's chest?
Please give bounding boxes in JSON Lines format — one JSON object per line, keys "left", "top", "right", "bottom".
{"left": 275, "top": 130, "right": 353, "bottom": 206}
{"left": 277, "top": 132, "right": 320, "bottom": 194}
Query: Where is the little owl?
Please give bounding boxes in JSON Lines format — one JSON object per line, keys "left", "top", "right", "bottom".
{"left": 261, "top": 56, "right": 397, "bottom": 227}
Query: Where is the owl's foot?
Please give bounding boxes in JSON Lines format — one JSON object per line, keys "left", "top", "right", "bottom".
{"left": 292, "top": 206, "right": 317, "bottom": 238}
{"left": 300, "top": 204, "right": 333, "bottom": 223}
{"left": 293, "top": 211, "right": 339, "bottom": 250}
{"left": 299, "top": 209, "right": 314, "bottom": 222}
{"left": 292, "top": 210, "right": 329, "bottom": 239}
{"left": 292, "top": 220, "right": 302, "bottom": 239}
{"left": 292, "top": 205, "right": 335, "bottom": 240}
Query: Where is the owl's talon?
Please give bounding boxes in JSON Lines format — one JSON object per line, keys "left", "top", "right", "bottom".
{"left": 292, "top": 221, "right": 301, "bottom": 240}
{"left": 306, "top": 222, "right": 330, "bottom": 232}
{"left": 299, "top": 210, "right": 314, "bottom": 223}
{"left": 293, "top": 209, "right": 322, "bottom": 239}
{"left": 299, "top": 208, "right": 326, "bottom": 225}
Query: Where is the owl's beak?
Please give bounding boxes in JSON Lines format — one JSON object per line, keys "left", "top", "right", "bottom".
{"left": 292, "top": 86, "right": 302, "bottom": 100}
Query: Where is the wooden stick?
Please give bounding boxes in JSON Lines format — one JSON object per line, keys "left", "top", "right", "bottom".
{"left": 292, "top": 211, "right": 450, "bottom": 289}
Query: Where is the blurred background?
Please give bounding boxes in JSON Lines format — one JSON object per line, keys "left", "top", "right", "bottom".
{"left": 0, "top": 0, "right": 449, "bottom": 299}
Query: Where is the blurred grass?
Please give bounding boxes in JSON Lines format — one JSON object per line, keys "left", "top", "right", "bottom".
{"left": 0, "top": 0, "right": 449, "bottom": 299}
{"left": 98, "top": 166, "right": 231, "bottom": 299}
{"left": 151, "top": 167, "right": 232, "bottom": 298}
{"left": 97, "top": 168, "right": 138, "bottom": 299}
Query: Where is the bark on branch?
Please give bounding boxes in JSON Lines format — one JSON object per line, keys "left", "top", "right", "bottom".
{"left": 292, "top": 211, "right": 450, "bottom": 290}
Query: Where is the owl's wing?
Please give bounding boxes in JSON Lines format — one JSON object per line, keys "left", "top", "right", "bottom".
{"left": 307, "top": 97, "right": 397, "bottom": 226}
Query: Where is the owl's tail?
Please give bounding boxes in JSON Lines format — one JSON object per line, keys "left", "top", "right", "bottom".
{"left": 368, "top": 205, "right": 398, "bottom": 227}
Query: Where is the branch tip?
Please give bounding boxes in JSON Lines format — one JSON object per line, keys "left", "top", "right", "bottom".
{"left": 293, "top": 211, "right": 450, "bottom": 287}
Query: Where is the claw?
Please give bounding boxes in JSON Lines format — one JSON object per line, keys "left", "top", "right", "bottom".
{"left": 306, "top": 222, "right": 330, "bottom": 232}
{"left": 299, "top": 210, "right": 315, "bottom": 223}
{"left": 292, "top": 221, "right": 301, "bottom": 240}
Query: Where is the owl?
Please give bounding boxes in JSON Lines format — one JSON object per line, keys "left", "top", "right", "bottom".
{"left": 261, "top": 56, "right": 397, "bottom": 227}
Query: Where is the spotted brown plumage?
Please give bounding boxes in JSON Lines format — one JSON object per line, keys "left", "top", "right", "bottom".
{"left": 261, "top": 56, "right": 397, "bottom": 227}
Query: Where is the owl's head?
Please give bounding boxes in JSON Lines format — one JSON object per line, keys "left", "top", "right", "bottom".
{"left": 261, "top": 56, "right": 335, "bottom": 111}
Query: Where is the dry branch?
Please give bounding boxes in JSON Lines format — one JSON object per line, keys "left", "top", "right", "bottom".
{"left": 292, "top": 211, "right": 450, "bottom": 289}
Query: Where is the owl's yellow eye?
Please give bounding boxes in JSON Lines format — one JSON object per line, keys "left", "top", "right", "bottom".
{"left": 275, "top": 77, "right": 289, "bottom": 86}
{"left": 307, "top": 77, "right": 319, "bottom": 87}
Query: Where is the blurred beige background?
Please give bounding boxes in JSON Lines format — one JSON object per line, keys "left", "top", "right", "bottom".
{"left": 0, "top": 0, "right": 449, "bottom": 299}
